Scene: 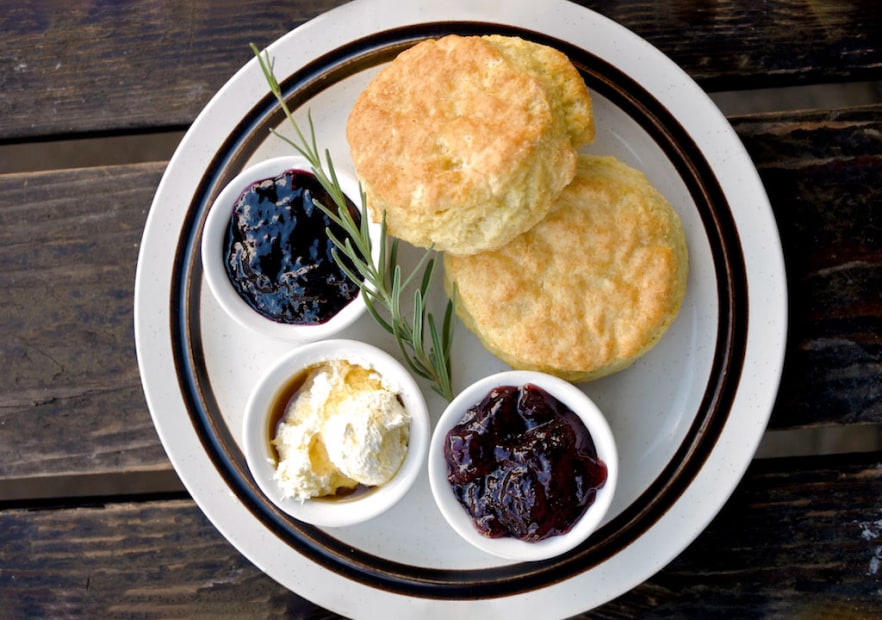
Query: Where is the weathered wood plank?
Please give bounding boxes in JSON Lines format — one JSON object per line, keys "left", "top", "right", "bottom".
{"left": 733, "top": 107, "right": 882, "bottom": 429}
{"left": 0, "top": 0, "right": 347, "bottom": 142}
{"left": 593, "top": 451, "right": 882, "bottom": 619}
{"left": 0, "top": 496, "right": 337, "bottom": 619}
{"left": 1, "top": 452, "right": 879, "bottom": 618}
{"left": 0, "top": 163, "right": 170, "bottom": 483}
{"left": 1, "top": 0, "right": 880, "bottom": 142}
{"left": 584, "top": 0, "right": 882, "bottom": 91}
{"left": 1, "top": 107, "right": 881, "bottom": 486}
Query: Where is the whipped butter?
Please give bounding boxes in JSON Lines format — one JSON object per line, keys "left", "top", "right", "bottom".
{"left": 271, "top": 359, "right": 410, "bottom": 502}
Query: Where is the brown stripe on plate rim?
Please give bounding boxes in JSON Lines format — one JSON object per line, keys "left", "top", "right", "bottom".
{"left": 167, "top": 22, "right": 748, "bottom": 599}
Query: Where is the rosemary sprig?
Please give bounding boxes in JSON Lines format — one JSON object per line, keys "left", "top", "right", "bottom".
{"left": 250, "top": 43, "right": 456, "bottom": 400}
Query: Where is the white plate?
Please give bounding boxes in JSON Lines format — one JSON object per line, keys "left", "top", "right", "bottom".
{"left": 134, "top": 0, "right": 787, "bottom": 617}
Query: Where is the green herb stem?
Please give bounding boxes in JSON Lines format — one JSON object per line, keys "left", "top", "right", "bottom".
{"left": 250, "top": 43, "right": 456, "bottom": 400}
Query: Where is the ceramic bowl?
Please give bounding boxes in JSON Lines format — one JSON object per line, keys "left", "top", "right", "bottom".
{"left": 242, "top": 339, "right": 429, "bottom": 528}
{"left": 428, "top": 370, "right": 618, "bottom": 561}
{"left": 201, "top": 155, "right": 377, "bottom": 341}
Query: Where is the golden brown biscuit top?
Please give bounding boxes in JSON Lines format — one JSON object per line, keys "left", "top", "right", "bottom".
{"left": 348, "top": 35, "right": 551, "bottom": 213}
{"left": 444, "top": 155, "right": 688, "bottom": 380}
{"left": 346, "top": 34, "right": 594, "bottom": 255}
{"left": 482, "top": 35, "right": 595, "bottom": 147}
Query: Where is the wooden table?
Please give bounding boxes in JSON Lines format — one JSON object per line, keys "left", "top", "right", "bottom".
{"left": 2, "top": 1, "right": 881, "bottom": 617}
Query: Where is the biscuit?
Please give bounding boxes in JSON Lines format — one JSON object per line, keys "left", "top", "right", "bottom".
{"left": 444, "top": 155, "right": 688, "bottom": 382}
{"left": 346, "top": 34, "right": 594, "bottom": 255}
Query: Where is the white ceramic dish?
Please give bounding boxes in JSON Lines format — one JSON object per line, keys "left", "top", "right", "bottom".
{"left": 133, "top": 0, "right": 787, "bottom": 617}
{"left": 428, "top": 371, "right": 617, "bottom": 562}
{"left": 243, "top": 339, "right": 429, "bottom": 528}
{"left": 201, "top": 155, "right": 372, "bottom": 342}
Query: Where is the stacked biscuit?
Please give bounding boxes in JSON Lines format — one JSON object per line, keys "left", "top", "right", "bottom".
{"left": 347, "top": 35, "right": 687, "bottom": 382}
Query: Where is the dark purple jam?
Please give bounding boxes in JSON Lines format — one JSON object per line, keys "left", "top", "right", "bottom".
{"left": 223, "top": 168, "right": 362, "bottom": 325}
{"left": 443, "top": 384, "right": 607, "bottom": 542}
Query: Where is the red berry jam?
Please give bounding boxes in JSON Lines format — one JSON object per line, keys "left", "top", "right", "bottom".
{"left": 223, "top": 168, "right": 361, "bottom": 325}
{"left": 443, "top": 384, "right": 607, "bottom": 542}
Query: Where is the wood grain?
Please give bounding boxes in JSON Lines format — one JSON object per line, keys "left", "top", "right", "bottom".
{"left": 0, "top": 164, "right": 170, "bottom": 484}
{"left": 0, "top": 496, "right": 337, "bottom": 619}
{"left": 1, "top": 453, "right": 879, "bottom": 618}
{"left": 583, "top": 0, "right": 882, "bottom": 90}
{"left": 0, "top": 0, "right": 346, "bottom": 142}
{"left": 594, "top": 451, "right": 882, "bottom": 619}
{"left": 3, "top": 2, "right": 880, "bottom": 617}
{"left": 1, "top": 107, "right": 881, "bottom": 488}
{"left": 733, "top": 107, "right": 882, "bottom": 429}
{"left": 1, "top": 0, "right": 881, "bottom": 142}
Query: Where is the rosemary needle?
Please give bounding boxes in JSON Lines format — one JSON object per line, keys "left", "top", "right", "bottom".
{"left": 250, "top": 43, "right": 457, "bottom": 400}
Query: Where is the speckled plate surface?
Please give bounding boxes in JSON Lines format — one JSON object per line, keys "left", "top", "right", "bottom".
{"left": 134, "top": 0, "right": 787, "bottom": 617}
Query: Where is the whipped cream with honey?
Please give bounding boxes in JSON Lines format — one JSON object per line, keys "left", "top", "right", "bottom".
{"left": 271, "top": 359, "right": 410, "bottom": 502}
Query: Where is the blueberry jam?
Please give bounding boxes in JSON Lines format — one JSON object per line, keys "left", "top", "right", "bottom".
{"left": 223, "top": 168, "right": 362, "bottom": 325}
{"left": 443, "top": 384, "right": 607, "bottom": 542}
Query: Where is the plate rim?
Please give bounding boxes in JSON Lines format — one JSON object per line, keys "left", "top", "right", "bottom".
{"left": 134, "top": 0, "right": 787, "bottom": 616}
{"left": 173, "top": 20, "right": 748, "bottom": 596}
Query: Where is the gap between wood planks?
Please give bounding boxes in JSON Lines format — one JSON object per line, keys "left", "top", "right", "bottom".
{"left": 0, "top": 80, "right": 879, "bottom": 505}
{"left": 0, "top": 82, "right": 880, "bottom": 175}
{"left": 0, "top": 469, "right": 186, "bottom": 505}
